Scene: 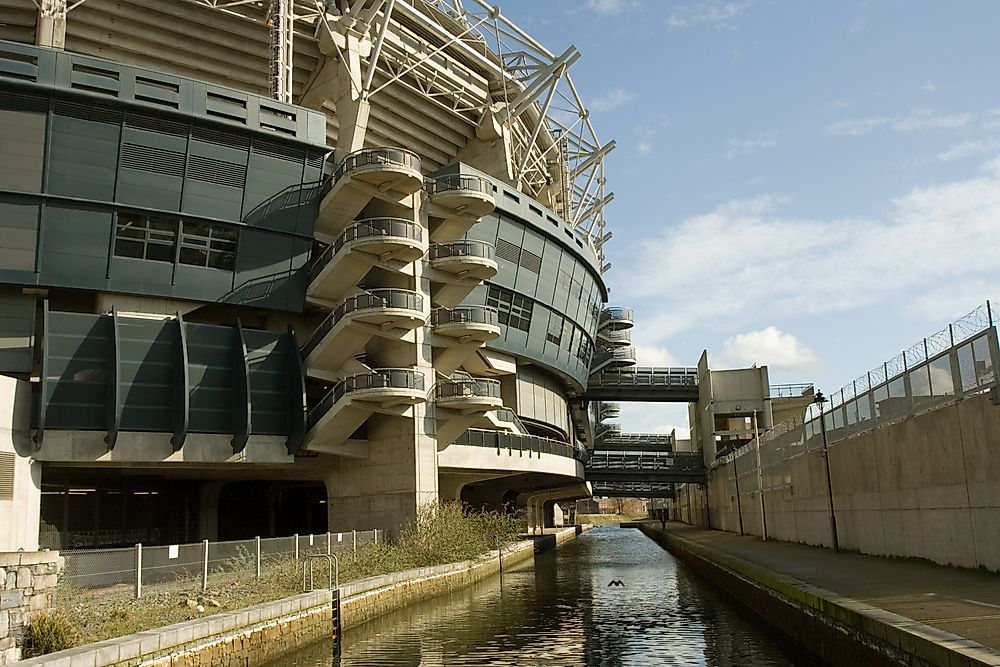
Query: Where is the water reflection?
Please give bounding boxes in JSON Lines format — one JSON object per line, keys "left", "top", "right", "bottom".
{"left": 265, "top": 526, "right": 806, "bottom": 666}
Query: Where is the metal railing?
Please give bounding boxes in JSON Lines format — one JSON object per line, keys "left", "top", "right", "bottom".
{"left": 595, "top": 432, "right": 675, "bottom": 449}
{"left": 323, "top": 147, "right": 421, "bottom": 197}
{"left": 61, "top": 530, "right": 381, "bottom": 593}
{"left": 586, "top": 451, "right": 704, "bottom": 473}
{"left": 301, "top": 289, "right": 424, "bottom": 358}
{"left": 598, "top": 307, "right": 634, "bottom": 329}
{"left": 455, "top": 428, "right": 582, "bottom": 460}
{"left": 597, "top": 401, "right": 621, "bottom": 420}
{"left": 598, "top": 329, "right": 632, "bottom": 346}
{"left": 717, "top": 301, "right": 1000, "bottom": 494}
{"left": 429, "top": 240, "right": 496, "bottom": 262}
{"left": 426, "top": 173, "right": 492, "bottom": 196}
{"left": 592, "top": 481, "right": 676, "bottom": 498}
{"left": 431, "top": 305, "right": 499, "bottom": 327}
{"left": 589, "top": 367, "right": 699, "bottom": 387}
{"left": 309, "top": 218, "right": 423, "bottom": 281}
{"left": 768, "top": 383, "right": 815, "bottom": 398}
{"left": 591, "top": 347, "right": 636, "bottom": 370}
{"left": 308, "top": 368, "right": 426, "bottom": 429}
{"left": 435, "top": 372, "right": 502, "bottom": 401}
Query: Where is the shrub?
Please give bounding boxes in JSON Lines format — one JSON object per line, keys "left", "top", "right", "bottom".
{"left": 24, "top": 609, "right": 80, "bottom": 657}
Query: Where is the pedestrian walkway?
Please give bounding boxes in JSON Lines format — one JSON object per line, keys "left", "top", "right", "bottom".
{"left": 638, "top": 521, "right": 1000, "bottom": 665}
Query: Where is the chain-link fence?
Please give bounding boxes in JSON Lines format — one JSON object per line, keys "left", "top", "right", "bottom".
{"left": 716, "top": 300, "right": 999, "bottom": 492}
{"left": 61, "top": 530, "right": 381, "bottom": 596}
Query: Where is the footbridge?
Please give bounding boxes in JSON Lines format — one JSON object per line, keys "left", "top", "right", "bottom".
{"left": 578, "top": 367, "right": 700, "bottom": 402}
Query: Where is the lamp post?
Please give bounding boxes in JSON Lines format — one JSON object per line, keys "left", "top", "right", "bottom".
{"left": 814, "top": 391, "right": 839, "bottom": 552}
{"left": 753, "top": 409, "right": 766, "bottom": 541}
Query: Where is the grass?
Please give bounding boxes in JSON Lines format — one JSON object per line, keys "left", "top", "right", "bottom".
{"left": 49, "top": 503, "right": 518, "bottom": 653}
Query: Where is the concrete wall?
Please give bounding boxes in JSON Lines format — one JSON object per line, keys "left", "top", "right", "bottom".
{"left": 682, "top": 390, "right": 1000, "bottom": 571}
{"left": 0, "top": 376, "right": 39, "bottom": 552}
{"left": 0, "top": 551, "right": 62, "bottom": 664}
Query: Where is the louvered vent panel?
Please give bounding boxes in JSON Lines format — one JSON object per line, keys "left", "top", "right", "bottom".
{"left": 306, "top": 151, "right": 326, "bottom": 169}
{"left": 495, "top": 239, "right": 521, "bottom": 264}
{"left": 53, "top": 99, "right": 123, "bottom": 124}
{"left": 127, "top": 113, "right": 188, "bottom": 137}
{"left": 519, "top": 250, "right": 542, "bottom": 274}
{"left": 193, "top": 124, "right": 251, "bottom": 150}
{"left": 254, "top": 138, "right": 304, "bottom": 163}
{"left": 0, "top": 451, "right": 14, "bottom": 501}
{"left": 0, "top": 91, "right": 47, "bottom": 112}
{"left": 120, "top": 143, "right": 185, "bottom": 177}
{"left": 187, "top": 154, "right": 247, "bottom": 188}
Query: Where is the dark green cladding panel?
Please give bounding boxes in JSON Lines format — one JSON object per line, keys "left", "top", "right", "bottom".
{"left": 244, "top": 328, "right": 289, "bottom": 436}
{"left": 117, "top": 318, "right": 174, "bottom": 432}
{"left": 0, "top": 93, "right": 47, "bottom": 192}
{"left": 185, "top": 324, "right": 234, "bottom": 434}
{"left": 0, "top": 197, "right": 39, "bottom": 272}
{"left": 181, "top": 126, "right": 250, "bottom": 221}
{"left": 47, "top": 100, "right": 121, "bottom": 201}
{"left": 39, "top": 204, "right": 112, "bottom": 290}
{"left": 116, "top": 113, "right": 188, "bottom": 211}
{"left": 45, "top": 313, "right": 112, "bottom": 430}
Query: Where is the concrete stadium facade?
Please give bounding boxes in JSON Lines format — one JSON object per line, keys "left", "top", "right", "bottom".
{"left": 0, "top": 0, "right": 624, "bottom": 550}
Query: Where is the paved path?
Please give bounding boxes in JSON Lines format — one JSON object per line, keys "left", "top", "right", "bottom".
{"left": 651, "top": 521, "right": 1000, "bottom": 655}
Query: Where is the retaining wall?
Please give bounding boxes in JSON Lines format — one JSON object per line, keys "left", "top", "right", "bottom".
{"left": 18, "top": 526, "right": 586, "bottom": 666}
{"left": 678, "top": 390, "right": 1000, "bottom": 570}
{"left": 639, "top": 523, "right": 1000, "bottom": 667}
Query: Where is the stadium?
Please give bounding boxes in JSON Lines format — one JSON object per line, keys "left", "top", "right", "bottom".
{"left": 0, "top": 0, "right": 631, "bottom": 549}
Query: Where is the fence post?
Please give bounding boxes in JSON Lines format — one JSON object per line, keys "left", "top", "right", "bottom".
{"left": 255, "top": 536, "right": 261, "bottom": 579}
{"left": 201, "top": 539, "right": 209, "bottom": 592}
{"left": 134, "top": 543, "right": 142, "bottom": 599}
{"left": 374, "top": 529, "right": 378, "bottom": 545}
{"left": 352, "top": 530, "right": 357, "bottom": 555}
{"left": 294, "top": 533, "right": 299, "bottom": 560}
{"left": 327, "top": 531, "right": 332, "bottom": 556}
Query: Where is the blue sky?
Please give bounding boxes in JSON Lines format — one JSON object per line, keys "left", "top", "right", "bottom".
{"left": 496, "top": 0, "right": 1000, "bottom": 435}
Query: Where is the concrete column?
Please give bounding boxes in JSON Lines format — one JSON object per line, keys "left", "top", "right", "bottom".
{"left": 36, "top": 0, "right": 67, "bottom": 50}
{"left": 198, "top": 481, "right": 225, "bottom": 541}
{"left": 0, "top": 377, "right": 40, "bottom": 551}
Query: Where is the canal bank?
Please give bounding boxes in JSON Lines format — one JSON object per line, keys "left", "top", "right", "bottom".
{"left": 635, "top": 521, "right": 1000, "bottom": 667}
{"left": 17, "top": 527, "right": 587, "bottom": 667}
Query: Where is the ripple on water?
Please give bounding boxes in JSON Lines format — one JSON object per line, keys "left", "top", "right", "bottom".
{"left": 264, "top": 525, "right": 808, "bottom": 667}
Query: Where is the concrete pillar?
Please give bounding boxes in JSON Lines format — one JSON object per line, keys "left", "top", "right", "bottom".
{"left": 36, "top": 0, "right": 66, "bottom": 50}
{"left": 198, "top": 481, "right": 225, "bottom": 541}
{"left": 0, "top": 377, "right": 40, "bottom": 551}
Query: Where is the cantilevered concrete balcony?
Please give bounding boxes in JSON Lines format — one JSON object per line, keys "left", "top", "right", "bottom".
{"left": 589, "top": 346, "right": 637, "bottom": 375}
{"left": 429, "top": 306, "right": 500, "bottom": 375}
{"left": 429, "top": 240, "right": 497, "bottom": 307}
{"left": 598, "top": 401, "right": 621, "bottom": 421}
{"left": 434, "top": 372, "right": 504, "bottom": 448}
{"left": 597, "top": 328, "right": 631, "bottom": 347}
{"left": 303, "top": 368, "right": 426, "bottom": 457}
{"left": 307, "top": 218, "right": 426, "bottom": 306}
{"left": 598, "top": 307, "right": 635, "bottom": 332}
{"left": 316, "top": 148, "right": 423, "bottom": 236}
{"left": 302, "top": 289, "right": 426, "bottom": 378}
{"left": 427, "top": 174, "right": 495, "bottom": 242}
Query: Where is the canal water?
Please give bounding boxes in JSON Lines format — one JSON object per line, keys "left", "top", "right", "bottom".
{"left": 266, "top": 525, "right": 808, "bottom": 666}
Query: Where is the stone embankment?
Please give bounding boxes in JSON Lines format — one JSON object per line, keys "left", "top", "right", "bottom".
{"left": 16, "top": 526, "right": 586, "bottom": 666}
{"left": 0, "top": 551, "right": 62, "bottom": 664}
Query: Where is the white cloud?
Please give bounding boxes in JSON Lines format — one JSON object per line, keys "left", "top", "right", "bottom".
{"left": 633, "top": 344, "right": 679, "bottom": 367}
{"left": 589, "top": 88, "right": 635, "bottom": 112}
{"left": 617, "top": 403, "right": 691, "bottom": 438}
{"left": 619, "top": 161, "right": 1000, "bottom": 339}
{"left": 637, "top": 141, "right": 653, "bottom": 155}
{"left": 828, "top": 109, "right": 972, "bottom": 136}
{"left": 726, "top": 130, "right": 777, "bottom": 158}
{"left": 666, "top": 0, "right": 752, "bottom": 29}
{"left": 716, "top": 327, "right": 821, "bottom": 373}
{"left": 982, "top": 109, "right": 1000, "bottom": 130}
{"left": 584, "top": 0, "right": 638, "bottom": 15}
{"left": 894, "top": 108, "right": 971, "bottom": 132}
{"left": 827, "top": 116, "right": 893, "bottom": 136}
{"left": 848, "top": 17, "right": 868, "bottom": 34}
{"left": 922, "top": 82, "right": 938, "bottom": 93}
{"left": 937, "top": 139, "right": 1000, "bottom": 162}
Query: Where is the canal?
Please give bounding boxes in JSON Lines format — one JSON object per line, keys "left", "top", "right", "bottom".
{"left": 267, "top": 525, "right": 808, "bottom": 666}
